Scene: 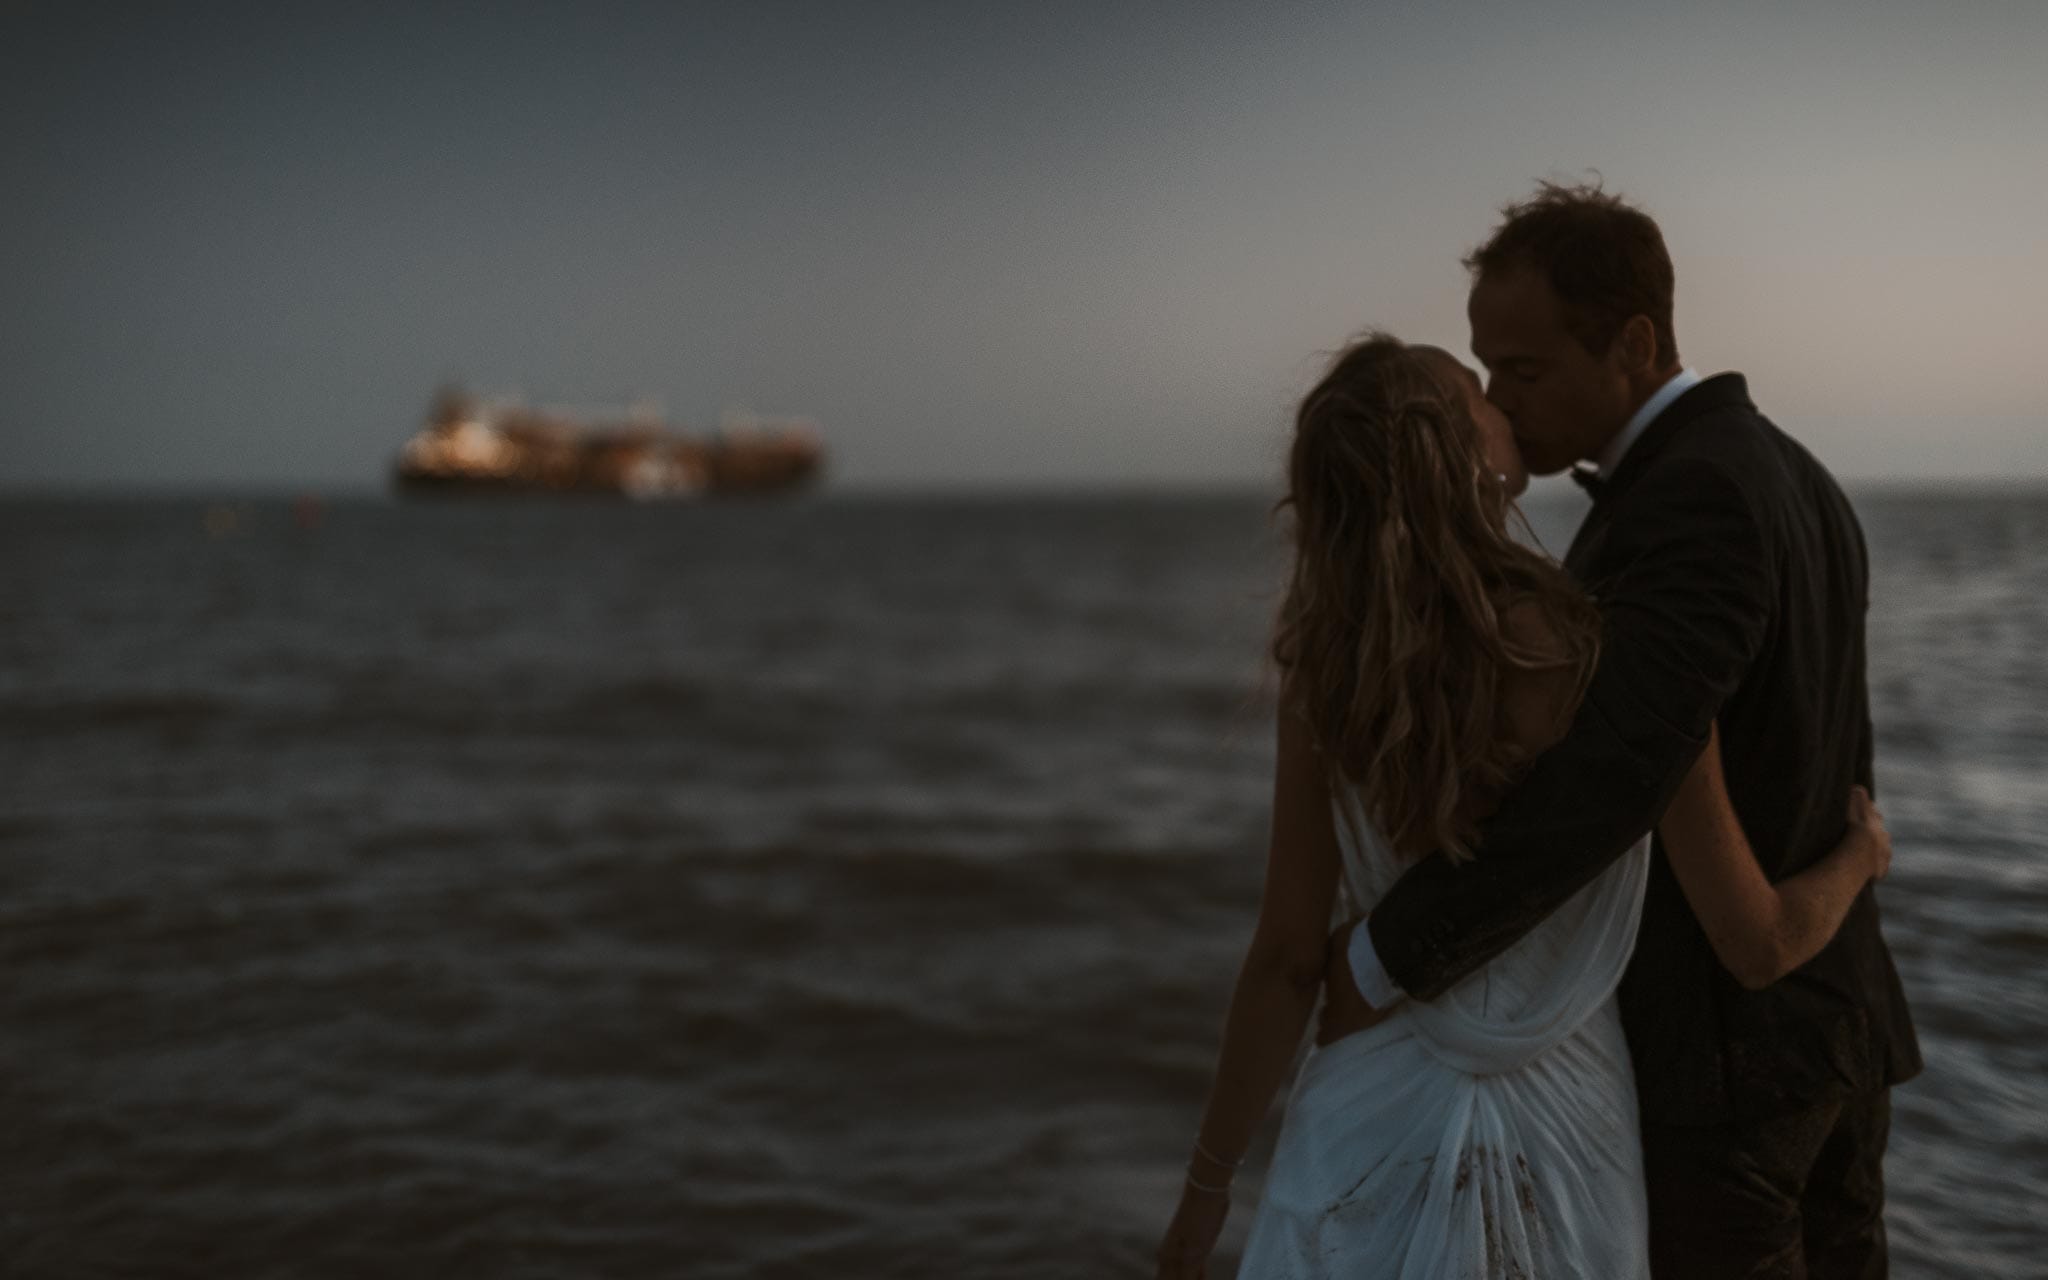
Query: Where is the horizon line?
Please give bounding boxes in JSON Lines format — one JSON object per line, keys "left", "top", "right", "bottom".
{"left": 5, "top": 476, "right": 2048, "bottom": 502}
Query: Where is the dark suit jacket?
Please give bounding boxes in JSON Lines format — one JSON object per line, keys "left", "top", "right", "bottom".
{"left": 1366, "top": 373, "right": 1921, "bottom": 1124}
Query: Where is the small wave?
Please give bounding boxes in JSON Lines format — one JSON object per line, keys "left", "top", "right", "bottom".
{"left": 2, "top": 691, "right": 234, "bottom": 735}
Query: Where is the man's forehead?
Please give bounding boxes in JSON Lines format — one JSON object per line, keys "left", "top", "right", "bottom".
{"left": 1471, "top": 266, "right": 1560, "bottom": 319}
{"left": 1468, "top": 272, "right": 1562, "bottom": 360}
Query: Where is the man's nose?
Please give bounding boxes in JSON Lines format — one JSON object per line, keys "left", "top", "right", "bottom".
{"left": 1484, "top": 379, "right": 1515, "bottom": 415}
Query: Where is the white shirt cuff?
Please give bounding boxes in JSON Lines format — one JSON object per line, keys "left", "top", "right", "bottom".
{"left": 1346, "top": 920, "right": 1406, "bottom": 1010}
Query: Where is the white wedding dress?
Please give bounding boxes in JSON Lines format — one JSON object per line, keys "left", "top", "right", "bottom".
{"left": 1234, "top": 782, "right": 1654, "bottom": 1279}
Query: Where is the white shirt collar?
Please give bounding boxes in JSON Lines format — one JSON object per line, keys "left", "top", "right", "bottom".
{"left": 1595, "top": 367, "right": 1702, "bottom": 475}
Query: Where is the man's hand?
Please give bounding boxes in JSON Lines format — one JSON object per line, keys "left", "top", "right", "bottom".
{"left": 1316, "top": 916, "right": 1396, "bottom": 1046}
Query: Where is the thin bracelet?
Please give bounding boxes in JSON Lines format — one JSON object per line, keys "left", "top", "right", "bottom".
{"left": 1192, "top": 1138, "right": 1244, "bottom": 1168}
{"left": 1184, "top": 1170, "right": 1232, "bottom": 1195}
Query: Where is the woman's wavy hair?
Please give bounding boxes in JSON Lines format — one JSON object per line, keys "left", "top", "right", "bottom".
{"left": 1269, "top": 332, "right": 1601, "bottom": 861}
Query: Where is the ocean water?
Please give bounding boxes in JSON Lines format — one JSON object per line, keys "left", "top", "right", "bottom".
{"left": 1, "top": 489, "right": 2041, "bottom": 1277}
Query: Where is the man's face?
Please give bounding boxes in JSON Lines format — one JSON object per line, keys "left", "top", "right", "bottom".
{"left": 1467, "top": 266, "right": 1637, "bottom": 476}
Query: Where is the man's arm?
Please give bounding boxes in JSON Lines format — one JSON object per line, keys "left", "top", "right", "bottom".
{"left": 1366, "top": 456, "right": 1777, "bottom": 1001}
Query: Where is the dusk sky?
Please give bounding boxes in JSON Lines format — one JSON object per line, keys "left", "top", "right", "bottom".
{"left": 5, "top": 2, "right": 2045, "bottom": 493}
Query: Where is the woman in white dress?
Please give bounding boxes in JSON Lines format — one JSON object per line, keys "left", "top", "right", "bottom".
{"left": 1153, "top": 334, "right": 1892, "bottom": 1279}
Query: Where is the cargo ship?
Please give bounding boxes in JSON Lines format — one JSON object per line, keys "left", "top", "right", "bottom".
{"left": 392, "top": 387, "right": 824, "bottom": 498}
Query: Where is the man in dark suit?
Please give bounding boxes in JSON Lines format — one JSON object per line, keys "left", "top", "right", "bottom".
{"left": 1317, "top": 183, "right": 1920, "bottom": 1278}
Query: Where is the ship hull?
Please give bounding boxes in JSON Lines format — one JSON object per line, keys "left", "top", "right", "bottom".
{"left": 391, "top": 464, "right": 821, "bottom": 498}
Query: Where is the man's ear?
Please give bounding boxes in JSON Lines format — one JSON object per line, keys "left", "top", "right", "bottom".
{"left": 1619, "top": 314, "right": 1658, "bottom": 376}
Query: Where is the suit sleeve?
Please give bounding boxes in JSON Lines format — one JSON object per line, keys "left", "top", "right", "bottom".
{"left": 1367, "top": 456, "right": 1777, "bottom": 1001}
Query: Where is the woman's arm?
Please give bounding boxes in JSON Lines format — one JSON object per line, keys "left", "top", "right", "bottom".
{"left": 1155, "top": 692, "right": 1341, "bottom": 1278}
{"left": 1658, "top": 721, "right": 1891, "bottom": 991}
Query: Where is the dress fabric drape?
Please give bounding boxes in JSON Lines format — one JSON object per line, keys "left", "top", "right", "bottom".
{"left": 1234, "top": 784, "right": 1653, "bottom": 1279}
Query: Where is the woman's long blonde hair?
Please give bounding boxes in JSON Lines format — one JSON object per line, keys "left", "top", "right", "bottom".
{"left": 1269, "top": 332, "right": 1601, "bottom": 861}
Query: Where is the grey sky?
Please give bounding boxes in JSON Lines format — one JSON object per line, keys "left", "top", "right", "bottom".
{"left": 4, "top": 1, "right": 2044, "bottom": 492}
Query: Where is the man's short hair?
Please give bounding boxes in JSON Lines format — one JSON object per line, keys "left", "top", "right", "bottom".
{"left": 1464, "top": 181, "right": 1679, "bottom": 370}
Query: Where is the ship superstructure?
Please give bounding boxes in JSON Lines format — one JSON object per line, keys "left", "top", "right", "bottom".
{"left": 393, "top": 388, "right": 823, "bottom": 498}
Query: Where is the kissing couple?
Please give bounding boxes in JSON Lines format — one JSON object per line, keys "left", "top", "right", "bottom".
{"left": 1155, "top": 183, "right": 1921, "bottom": 1279}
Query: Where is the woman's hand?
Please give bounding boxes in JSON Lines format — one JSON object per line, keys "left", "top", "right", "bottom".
{"left": 1154, "top": 1183, "right": 1230, "bottom": 1279}
{"left": 1846, "top": 786, "right": 1891, "bottom": 882}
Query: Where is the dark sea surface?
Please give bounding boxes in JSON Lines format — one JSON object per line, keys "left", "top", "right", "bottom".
{"left": 1, "top": 489, "right": 2042, "bottom": 1278}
